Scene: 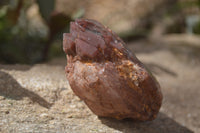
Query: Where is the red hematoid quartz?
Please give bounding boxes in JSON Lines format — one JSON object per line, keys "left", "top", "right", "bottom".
{"left": 63, "top": 18, "right": 163, "bottom": 121}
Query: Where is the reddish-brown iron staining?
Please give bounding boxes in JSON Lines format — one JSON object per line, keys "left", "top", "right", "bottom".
{"left": 63, "top": 18, "right": 163, "bottom": 121}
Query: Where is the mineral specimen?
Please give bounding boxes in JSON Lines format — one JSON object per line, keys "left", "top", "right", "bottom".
{"left": 63, "top": 18, "right": 163, "bottom": 121}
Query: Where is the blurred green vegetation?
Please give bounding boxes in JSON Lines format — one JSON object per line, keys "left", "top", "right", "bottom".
{"left": 193, "top": 21, "right": 200, "bottom": 34}
{"left": 0, "top": 0, "right": 199, "bottom": 64}
{"left": 0, "top": 0, "right": 72, "bottom": 64}
{"left": 165, "top": 0, "right": 200, "bottom": 34}
{"left": 0, "top": 1, "right": 43, "bottom": 63}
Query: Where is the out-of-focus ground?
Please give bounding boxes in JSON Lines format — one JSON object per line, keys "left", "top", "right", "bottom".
{"left": 0, "top": 37, "right": 199, "bottom": 133}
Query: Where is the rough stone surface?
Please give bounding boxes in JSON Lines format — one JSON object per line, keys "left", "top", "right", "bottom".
{"left": 0, "top": 39, "right": 199, "bottom": 132}
{"left": 63, "top": 19, "right": 162, "bottom": 121}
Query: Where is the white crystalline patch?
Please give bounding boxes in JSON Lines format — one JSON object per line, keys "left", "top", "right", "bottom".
{"left": 134, "top": 80, "right": 139, "bottom": 86}
{"left": 133, "top": 64, "right": 140, "bottom": 70}
{"left": 120, "top": 60, "right": 146, "bottom": 86}
{"left": 99, "top": 68, "right": 105, "bottom": 75}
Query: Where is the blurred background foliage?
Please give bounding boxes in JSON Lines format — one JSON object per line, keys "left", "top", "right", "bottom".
{"left": 0, "top": 0, "right": 199, "bottom": 64}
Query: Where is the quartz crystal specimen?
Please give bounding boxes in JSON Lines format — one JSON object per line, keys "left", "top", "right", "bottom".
{"left": 63, "top": 19, "right": 163, "bottom": 121}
